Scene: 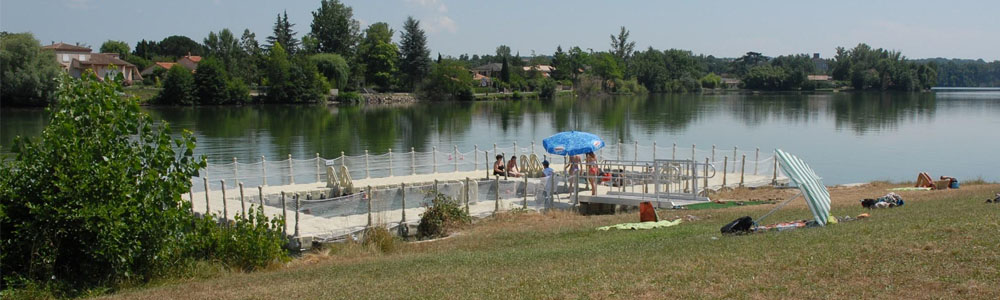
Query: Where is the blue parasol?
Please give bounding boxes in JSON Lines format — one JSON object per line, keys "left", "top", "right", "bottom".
{"left": 542, "top": 131, "right": 605, "bottom": 156}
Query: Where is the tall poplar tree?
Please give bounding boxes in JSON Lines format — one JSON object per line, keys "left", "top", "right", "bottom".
{"left": 398, "top": 16, "right": 431, "bottom": 90}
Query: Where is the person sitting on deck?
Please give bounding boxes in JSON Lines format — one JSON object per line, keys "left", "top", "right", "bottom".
{"left": 507, "top": 156, "right": 522, "bottom": 177}
{"left": 493, "top": 154, "right": 506, "bottom": 176}
{"left": 542, "top": 160, "right": 554, "bottom": 177}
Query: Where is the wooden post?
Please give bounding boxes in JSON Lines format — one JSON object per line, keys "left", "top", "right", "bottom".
{"left": 691, "top": 144, "right": 696, "bottom": 161}
{"left": 513, "top": 141, "right": 518, "bottom": 163}
{"left": 261, "top": 156, "right": 267, "bottom": 186}
{"left": 400, "top": 183, "right": 406, "bottom": 225}
{"left": 772, "top": 151, "right": 779, "bottom": 186}
{"left": 189, "top": 189, "right": 195, "bottom": 216}
{"left": 572, "top": 172, "right": 579, "bottom": 208}
{"left": 340, "top": 151, "right": 346, "bottom": 172}
{"left": 703, "top": 157, "right": 709, "bottom": 188}
{"left": 732, "top": 147, "right": 738, "bottom": 173}
{"left": 454, "top": 145, "right": 459, "bottom": 172}
{"left": 257, "top": 186, "right": 264, "bottom": 214}
{"left": 366, "top": 186, "right": 373, "bottom": 228}
{"left": 434, "top": 179, "right": 439, "bottom": 195}
{"left": 233, "top": 157, "right": 238, "bottom": 182}
{"left": 531, "top": 141, "right": 535, "bottom": 156}
{"left": 672, "top": 143, "right": 676, "bottom": 160}
{"left": 239, "top": 182, "right": 246, "bottom": 218}
{"left": 754, "top": 147, "right": 760, "bottom": 175}
{"left": 221, "top": 180, "right": 228, "bottom": 224}
{"left": 523, "top": 174, "right": 528, "bottom": 209}
{"left": 474, "top": 145, "right": 479, "bottom": 171}
{"left": 722, "top": 157, "right": 728, "bottom": 188}
{"left": 617, "top": 140, "right": 622, "bottom": 161}
{"left": 711, "top": 145, "right": 716, "bottom": 162}
{"left": 364, "top": 149, "right": 370, "bottom": 178}
{"left": 485, "top": 151, "right": 490, "bottom": 178}
{"left": 388, "top": 148, "right": 393, "bottom": 177}
{"left": 740, "top": 154, "right": 746, "bottom": 187}
{"left": 652, "top": 141, "right": 657, "bottom": 161}
{"left": 280, "top": 191, "right": 287, "bottom": 237}
{"left": 294, "top": 194, "right": 300, "bottom": 238}
{"left": 410, "top": 147, "right": 416, "bottom": 175}
{"left": 316, "top": 153, "right": 322, "bottom": 183}
{"left": 288, "top": 154, "right": 294, "bottom": 184}
{"left": 494, "top": 176, "right": 500, "bottom": 213}
{"left": 634, "top": 141, "right": 638, "bottom": 161}
{"left": 432, "top": 146, "right": 437, "bottom": 173}
{"left": 465, "top": 177, "right": 471, "bottom": 213}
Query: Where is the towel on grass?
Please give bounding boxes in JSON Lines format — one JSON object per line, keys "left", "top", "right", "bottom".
{"left": 596, "top": 219, "right": 682, "bottom": 231}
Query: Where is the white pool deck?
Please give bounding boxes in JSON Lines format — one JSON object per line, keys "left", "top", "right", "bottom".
{"left": 188, "top": 163, "right": 786, "bottom": 241}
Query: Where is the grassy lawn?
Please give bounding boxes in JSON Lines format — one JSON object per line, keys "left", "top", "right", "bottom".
{"left": 104, "top": 183, "right": 1000, "bottom": 299}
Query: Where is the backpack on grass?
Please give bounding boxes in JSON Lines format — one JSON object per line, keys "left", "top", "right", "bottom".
{"left": 721, "top": 216, "right": 754, "bottom": 234}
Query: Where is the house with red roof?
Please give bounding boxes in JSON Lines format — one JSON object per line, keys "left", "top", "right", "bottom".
{"left": 42, "top": 42, "right": 142, "bottom": 83}
{"left": 177, "top": 54, "right": 202, "bottom": 70}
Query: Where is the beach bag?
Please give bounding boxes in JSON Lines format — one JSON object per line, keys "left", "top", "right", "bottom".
{"left": 721, "top": 216, "right": 754, "bottom": 234}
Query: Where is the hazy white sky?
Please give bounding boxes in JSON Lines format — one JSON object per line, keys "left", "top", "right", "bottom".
{"left": 2, "top": 0, "right": 997, "bottom": 60}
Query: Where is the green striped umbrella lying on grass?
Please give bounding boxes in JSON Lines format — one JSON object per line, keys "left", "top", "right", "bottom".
{"left": 775, "top": 149, "right": 832, "bottom": 226}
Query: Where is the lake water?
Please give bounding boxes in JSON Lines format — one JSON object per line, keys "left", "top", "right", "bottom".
{"left": 3, "top": 91, "right": 999, "bottom": 185}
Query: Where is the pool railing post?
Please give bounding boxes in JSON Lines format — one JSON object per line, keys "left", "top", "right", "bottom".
{"left": 280, "top": 191, "right": 287, "bottom": 237}
{"left": 288, "top": 154, "right": 294, "bottom": 184}
{"left": 364, "top": 150, "right": 370, "bottom": 179}
{"left": 261, "top": 156, "right": 267, "bottom": 186}
{"left": 740, "top": 154, "right": 746, "bottom": 187}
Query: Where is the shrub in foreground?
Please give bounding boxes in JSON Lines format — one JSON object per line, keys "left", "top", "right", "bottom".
{"left": 417, "top": 193, "right": 471, "bottom": 239}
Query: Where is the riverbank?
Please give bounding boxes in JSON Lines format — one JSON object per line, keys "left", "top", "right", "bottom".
{"left": 103, "top": 181, "right": 1000, "bottom": 299}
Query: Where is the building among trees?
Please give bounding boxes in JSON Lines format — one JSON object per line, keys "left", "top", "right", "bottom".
{"left": 42, "top": 42, "right": 143, "bottom": 83}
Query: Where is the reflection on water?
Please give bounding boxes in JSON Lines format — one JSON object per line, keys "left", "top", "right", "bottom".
{"left": 3, "top": 91, "right": 999, "bottom": 184}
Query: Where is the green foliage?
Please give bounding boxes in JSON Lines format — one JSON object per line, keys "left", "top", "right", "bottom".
{"left": 419, "top": 60, "right": 473, "bottom": 101}
{"left": 157, "top": 35, "right": 204, "bottom": 58}
{"left": 610, "top": 26, "right": 636, "bottom": 62}
{"left": 537, "top": 77, "right": 557, "bottom": 99}
{"left": 336, "top": 91, "right": 363, "bottom": 103}
{"left": 629, "top": 48, "right": 703, "bottom": 93}
{"left": 0, "top": 74, "right": 204, "bottom": 290}
{"left": 742, "top": 65, "right": 790, "bottom": 90}
{"left": 417, "top": 193, "right": 470, "bottom": 239}
{"left": 924, "top": 58, "right": 999, "bottom": 87}
{"left": 184, "top": 209, "right": 288, "bottom": 272}
{"left": 193, "top": 58, "right": 230, "bottom": 104}
{"left": 359, "top": 22, "right": 398, "bottom": 90}
{"left": 1, "top": 32, "right": 62, "bottom": 106}
{"left": 266, "top": 44, "right": 328, "bottom": 103}
{"left": 308, "top": 0, "right": 360, "bottom": 55}
{"left": 156, "top": 65, "right": 195, "bottom": 105}
{"left": 267, "top": 11, "right": 299, "bottom": 53}
{"left": 99, "top": 40, "right": 130, "bottom": 58}
{"left": 311, "top": 53, "right": 350, "bottom": 90}
{"left": 611, "top": 78, "right": 648, "bottom": 94}
{"left": 831, "top": 43, "right": 936, "bottom": 91}
{"left": 399, "top": 16, "right": 432, "bottom": 91}
{"left": 125, "top": 55, "right": 152, "bottom": 72}
{"left": 730, "top": 51, "right": 768, "bottom": 76}
{"left": 500, "top": 56, "right": 511, "bottom": 83}
{"left": 700, "top": 73, "right": 722, "bottom": 89}
{"left": 591, "top": 52, "right": 624, "bottom": 81}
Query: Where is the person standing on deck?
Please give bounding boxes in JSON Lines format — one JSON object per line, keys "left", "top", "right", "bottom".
{"left": 585, "top": 152, "right": 599, "bottom": 195}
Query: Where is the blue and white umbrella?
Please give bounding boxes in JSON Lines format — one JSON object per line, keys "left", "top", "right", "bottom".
{"left": 542, "top": 131, "right": 605, "bottom": 156}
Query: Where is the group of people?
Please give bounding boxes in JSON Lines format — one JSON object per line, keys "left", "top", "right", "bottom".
{"left": 492, "top": 151, "right": 602, "bottom": 195}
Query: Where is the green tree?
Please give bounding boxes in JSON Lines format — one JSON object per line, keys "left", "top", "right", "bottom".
{"left": 610, "top": 26, "right": 635, "bottom": 63}
{"left": 700, "top": 73, "right": 722, "bottom": 89}
{"left": 742, "top": 65, "right": 788, "bottom": 90}
{"left": 550, "top": 45, "right": 570, "bottom": 80}
{"left": 310, "top": 53, "right": 350, "bottom": 89}
{"left": 204, "top": 29, "right": 243, "bottom": 75}
{"left": 99, "top": 40, "right": 130, "bottom": 58}
{"left": 267, "top": 43, "right": 327, "bottom": 103}
{"left": 308, "top": 0, "right": 360, "bottom": 56}
{"left": 399, "top": 16, "right": 431, "bottom": 91}
{"left": 156, "top": 65, "right": 195, "bottom": 105}
{"left": 495, "top": 45, "right": 511, "bottom": 59}
{"left": 500, "top": 56, "right": 511, "bottom": 83}
{"left": 193, "top": 57, "right": 229, "bottom": 104}
{"left": 157, "top": 35, "right": 203, "bottom": 58}
{"left": 239, "top": 29, "right": 263, "bottom": 85}
{"left": 0, "top": 74, "right": 204, "bottom": 290}
{"left": 359, "top": 22, "right": 398, "bottom": 89}
{"left": 265, "top": 42, "right": 292, "bottom": 102}
{"left": 0, "top": 32, "right": 62, "bottom": 106}
{"left": 731, "top": 51, "right": 768, "bottom": 76}
{"left": 419, "top": 60, "right": 473, "bottom": 101}
{"left": 266, "top": 11, "right": 299, "bottom": 53}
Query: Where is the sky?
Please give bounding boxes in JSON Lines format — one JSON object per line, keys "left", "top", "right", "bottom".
{"left": 2, "top": 0, "right": 998, "bottom": 61}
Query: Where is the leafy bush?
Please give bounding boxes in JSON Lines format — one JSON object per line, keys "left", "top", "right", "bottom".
{"left": 700, "top": 73, "right": 722, "bottom": 89}
{"left": 538, "top": 78, "right": 557, "bottom": 99}
{"left": 418, "top": 60, "right": 474, "bottom": 101}
{"left": 310, "top": 53, "right": 349, "bottom": 90}
{"left": 417, "top": 193, "right": 470, "bottom": 239}
{"left": 183, "top": 209, "right": 288, "bottom": 271}
{"left": 337, "top": 91, "right": 363, "bottom": 103}
{"left": 0, "top": 74, "right": 204, "bottom": 291}
{"left": 155, "top": 64, "right": 195, "bottom": 105}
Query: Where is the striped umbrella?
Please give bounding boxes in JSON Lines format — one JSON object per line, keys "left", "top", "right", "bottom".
{"left": 775, "top": 149, "right": 831, "bottom": 226}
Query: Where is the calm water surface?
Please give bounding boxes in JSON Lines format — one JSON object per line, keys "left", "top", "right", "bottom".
{"left": 3, "top": 91, "right": 999, "bottom": 184}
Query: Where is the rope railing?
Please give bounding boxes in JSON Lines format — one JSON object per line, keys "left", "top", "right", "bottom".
{"left": 188, "top": 143, "right": 785, "bottom": 193}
